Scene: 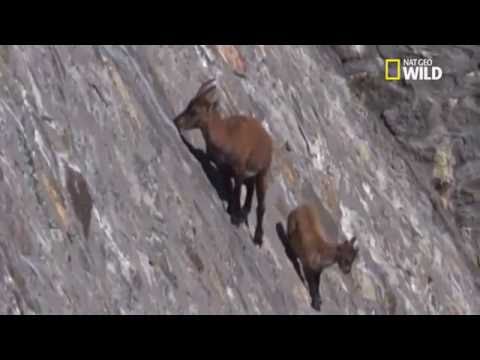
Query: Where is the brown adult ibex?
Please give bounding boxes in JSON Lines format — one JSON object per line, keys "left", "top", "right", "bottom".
{"left": 174, "top": 79, "right": 273, "bottom": 247}
{"left": 286, "top": 203, "right": 358, "bottom": 311}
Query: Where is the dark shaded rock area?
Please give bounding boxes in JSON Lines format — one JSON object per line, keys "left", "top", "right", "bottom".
{"left": 0, "top": 45, "right": 479, "bottom": 314}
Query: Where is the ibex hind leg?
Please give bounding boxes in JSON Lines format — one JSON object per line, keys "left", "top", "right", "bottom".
{"left": 305, "top": 269, "right": 322, "bottom": 312}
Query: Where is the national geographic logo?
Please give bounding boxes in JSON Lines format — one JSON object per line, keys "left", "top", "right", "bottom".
{"left": 385, "top": 58, "right": 443, "bottom": 81}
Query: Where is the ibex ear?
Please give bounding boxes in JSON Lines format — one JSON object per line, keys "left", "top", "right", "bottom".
{"left": 202, "top": 85, "right": 219, "bottom": 107}
{"left": 350, "top": 236, "right": 357, "bottom": 246}
{"left": 196, "top": 78, "right": 217, "bottom": 97}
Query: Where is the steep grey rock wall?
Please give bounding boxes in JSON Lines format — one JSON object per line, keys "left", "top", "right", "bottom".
{"left": 0, "top": 45, "right": 479, "bottom": 314}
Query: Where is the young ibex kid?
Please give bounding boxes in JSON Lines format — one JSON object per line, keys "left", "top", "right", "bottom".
{"left": 286, "top": 203, "right": 359, "bottom": 311}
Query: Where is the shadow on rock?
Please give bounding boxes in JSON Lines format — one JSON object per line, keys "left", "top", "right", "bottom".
{"left": 179, "top": 134, "right": 233, "bottom": 215}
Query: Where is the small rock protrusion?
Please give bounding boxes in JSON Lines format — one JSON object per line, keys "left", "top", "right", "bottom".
{"left": 217, "top": 45, "right": 247, "bottom": 78}
{"left": 185, "top": 244, "right": 204, "bottom": 274}
{"left": 285, "top": 141, "right": 292, "bottom": 152}
{"left": 432, "top": 138, "right": 455, "bottom": 209}
{"left": 66, "top": 165, "right": 93, "bottom": 240}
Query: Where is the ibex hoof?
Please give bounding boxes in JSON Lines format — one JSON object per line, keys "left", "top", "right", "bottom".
{"left": 231, "top": 213, "right": 245, "bottom": 227}
{"left": 311, "top": 299, "right": 322, "bottom": 312}
{"left": 253, "top": 233, "right": 263, "bottom": 247}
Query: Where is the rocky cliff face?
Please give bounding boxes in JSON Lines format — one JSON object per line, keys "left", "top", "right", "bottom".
{"left": 0, "top": 45, "right": 479, "bottom": 314}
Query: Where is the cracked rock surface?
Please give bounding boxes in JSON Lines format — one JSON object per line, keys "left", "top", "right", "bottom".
{"left": 0, "top": 45, "right": 479, "bottom": 314}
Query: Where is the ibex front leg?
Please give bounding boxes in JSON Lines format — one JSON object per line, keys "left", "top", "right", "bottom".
{"left": 239, "top": 177, "right": 255, "bottom": 227}
{"left": 231, "top": 175, "right": 246, "bottom": 226}
{"left": 220, "top": 166, "right": 234, "bottom": 215}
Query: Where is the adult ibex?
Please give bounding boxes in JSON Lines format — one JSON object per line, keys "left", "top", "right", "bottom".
{"left": 174, "top": 79, "right": 273, "bottom": 247}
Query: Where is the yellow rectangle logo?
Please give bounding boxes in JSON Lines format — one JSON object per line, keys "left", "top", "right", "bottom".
{"left": 385, "top": 59, "right": 401, "bottom": 80}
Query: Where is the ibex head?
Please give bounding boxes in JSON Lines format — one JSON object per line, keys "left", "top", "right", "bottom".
{"left": 336, "top": 236, "right": 359, "bottom": 274}
{"left": 174, "top": 79, "right": 219, "bottom": 131}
